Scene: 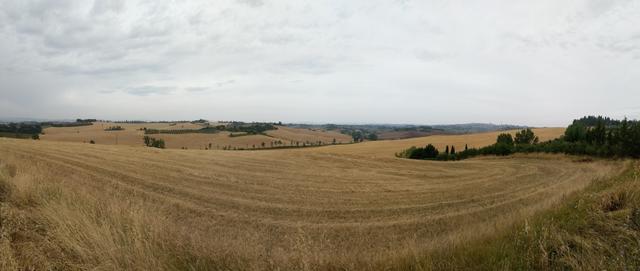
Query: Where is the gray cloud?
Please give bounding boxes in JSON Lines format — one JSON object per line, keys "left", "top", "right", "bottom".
{"left": 0, "top": 0, "right": 639, "bottom": 126}
{"left": 125, "top": 86, "right": 175, "bottom": 96}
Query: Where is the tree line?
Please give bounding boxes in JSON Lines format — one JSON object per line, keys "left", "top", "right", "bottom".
{"left": 104, "top": 126, "right": 124, "bottom": 131}
{"left": 144, "top": 123, "right": 277, "bottom": 135}
{"left": 0, "top": 123, "right": 42, "bottom": 139}
{"left": 398, "top": 116, "right": 640, "bottom": 161}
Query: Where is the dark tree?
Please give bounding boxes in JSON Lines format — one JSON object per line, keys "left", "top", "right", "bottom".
{"left": 564, "top": 123, "right": 587, "bottom": 142}
{"left": 514, "top": 128, "right": 538, "bottom": 145}
{"left": 424, "top": 144, "right": 439, "bottom": 158}
{"left": 144, "top": 136, "right": 151, "bottom": 146}
{"left": 496, "top": 133, "right": 514, "bottom": 145}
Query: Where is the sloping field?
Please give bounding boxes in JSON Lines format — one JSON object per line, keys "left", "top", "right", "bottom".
{"left": 265, "top": 126, "right": 351, "bottom": 145}
{"left": 0, "top": 131, "right": 622, "bottom": 270}
{"left": 41, "top": 122, "right": 352, "bottom": 150}
{"left": 40, "top": 121, "right": 206, "bottom": 146}
{"left": 317, "top": 127, "right": 566, "bottom": 157}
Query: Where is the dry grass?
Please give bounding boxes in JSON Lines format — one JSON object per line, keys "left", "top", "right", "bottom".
{"left": 0, "top": 126, "right": 623, "bottom": 270}
{"left": 41, "top": 122, "right": 351, "bottom": 150}
{"left": 265, "top": 126, "right": 351, "bottom": 145}
{"left": 414, "top": 161, "right": 640, "bottom": 270}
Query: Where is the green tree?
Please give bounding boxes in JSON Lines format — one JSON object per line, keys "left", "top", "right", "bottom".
{"left": 593, "top": 118, "right": 606, "bottom": 145}
{"left": 496, "top": 133, "right": 514, "bottom": 145}
{"left": 514, "top": 128, "right": 538, "bottom": 145}
{"left": 151, "top": 139, "right": 165, "bottom": 149}
{"left": 424, "top": 144, "right": 439, "bottom": 158}
{"left": 564, "top": 123, "right": 587, "bottom": 142}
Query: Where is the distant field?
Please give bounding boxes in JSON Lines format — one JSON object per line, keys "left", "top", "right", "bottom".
{"left": 316, "top": 127, "right": 566, "bottom": 157}
{"left": 40, "top": 121, "right": 352, "bottom": 149}
{"left": 0, "top": 127, "right": 622, "bottom": 270}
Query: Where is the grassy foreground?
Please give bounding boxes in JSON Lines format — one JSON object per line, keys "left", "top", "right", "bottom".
{"left": 0, "top": 142, "right": 636, "bottom": 270}
{"left": 403, "top": 160, "right": 640, "bottom": 270}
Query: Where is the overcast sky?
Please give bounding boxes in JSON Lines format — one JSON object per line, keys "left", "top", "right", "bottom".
{"left": 1, "top": 0, "right": 639, "bottom": 126}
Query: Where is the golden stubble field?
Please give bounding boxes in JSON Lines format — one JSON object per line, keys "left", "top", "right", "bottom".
{"left": 315, "top": 127, "right": 566, "bottom": 157}
{"left": 40, "top": 122, "right": 351, "bottom": 149}
{"left": 0, "top": 127, "right": 624, "bottom": 270}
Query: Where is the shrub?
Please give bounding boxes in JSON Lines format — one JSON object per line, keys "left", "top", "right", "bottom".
{"left": 143, "top": 136, "right": 165, "bottom": 149}
{"left": 151, "top": 139, "right": 165, "bottom": 149}
{"left": 515, "top": 128, "right": 538, "bottom": 145}
{"left": 496, "top": 133, "right": 514, "bottom": 145}
{"left": 494, "top": 143, "right": 514, "bottom": 156}
{"left": 404, "top": 144, "right": 440, "bottom": 159}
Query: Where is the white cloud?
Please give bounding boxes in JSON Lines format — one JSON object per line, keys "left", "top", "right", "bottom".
{"left": 0, "top": 0, "right": 639, "bottom": 126}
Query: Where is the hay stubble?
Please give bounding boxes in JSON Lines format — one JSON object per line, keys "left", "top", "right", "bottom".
{"left": 0, "top": 128, "right": 622, "bottom": 269}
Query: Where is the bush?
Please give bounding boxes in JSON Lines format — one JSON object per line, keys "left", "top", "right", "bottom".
{"left": 143, "top": 136, "right": 165, "bottom": 149}
{"left": 494, "top": 143, "right": 514, "bottom": 156}
{"left": 496, "top": 133, "right": 514, "bottom": 145}
{"left": 402, "top": 144, "right": 440, "bottom": 159}
{"left": 515, "top": 128, "right": 538, "bottom": 145}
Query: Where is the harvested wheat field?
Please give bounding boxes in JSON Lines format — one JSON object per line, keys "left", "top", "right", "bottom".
{"left": 317, "top": 127, "right": 566, "bottom": 157}
{"left": 0, "top": 128, "right": 623, "bottom": 270}
{"left": 40, "top": 122, "right": 351, "bottom": 150}
{"left": 40, "top": 121, "right": 207, "bottom": 146}
{"left": 265, "top": 126, "right": 351, "bottom": 145}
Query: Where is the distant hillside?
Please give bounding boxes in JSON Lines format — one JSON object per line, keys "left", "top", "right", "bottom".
{"left": 430, "top": 123, "right": 527, "bottom": 134}
{"left": 287, "top": 123, "right": 528, "bottom": 141}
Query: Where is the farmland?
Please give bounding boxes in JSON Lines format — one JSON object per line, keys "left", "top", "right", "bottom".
{"left": 40, "top": 121, "right": 352, "bottom": 150}
{"left": 317, "top": 127, "right": 566, "bottom": 157}
{"left": 0, "top": 127, "right": 627, "bottom": 270}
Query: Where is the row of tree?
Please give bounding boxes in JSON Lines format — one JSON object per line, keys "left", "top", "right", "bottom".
{"left": 524, "top": 116, "right": 640, "bottom": 157}
{"left": 104, "top": 126, "right": 124, "bottom": 131}
{"left": 0, "top": 123, "right": 42, "bottom": 136}
{"left": 399, "top": 116, "right": 640, "bottom": 161}
{"left": 396, "top": 143, "right": 467, "bottom": 160}
{"left": 144, "top": 123, "right": 277, "bottom": 135}
{"left": 340, "top": 129, "right": 378, "bottom": 142}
